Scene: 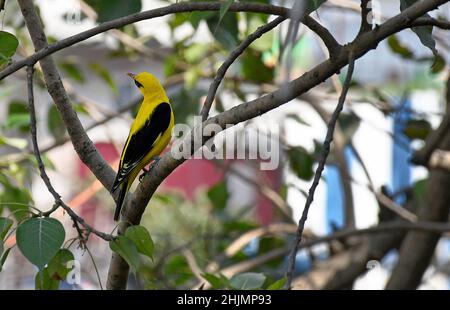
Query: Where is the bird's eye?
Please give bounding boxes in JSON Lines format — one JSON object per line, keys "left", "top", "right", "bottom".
{"left": 134, "top": 80, "right": 143, "bottom": 88}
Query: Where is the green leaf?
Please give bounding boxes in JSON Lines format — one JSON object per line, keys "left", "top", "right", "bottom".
{"left": 47, "top": 105, "right": 67, "bottom": 141}
{"left": 169, "top": 13, "right": 190, "bottom": 30}
{"left": 16, "top": 217, "right": 65, "bottom": 270}
{"left": 184, "top": 67, "right": 201, "bottom": 89}
{"left": 184, "top": 43, "right": 208, "bottom": 64}
{"left": 413, "top": 179, "right": 427, "bottom": 206}
{"left": 5, "top": 114, "right": 30, "bottom": 131}
{"left": 388, "top": 35, "right": 414, "bottom": 59}
{"left": 247, "top": 15, "right": 273, "bottom": 52}
{"left": 163, "top": 254, "right": 193, "bottom": 286}
{"left": 219, "top": 0, "right": 234, "bottom": 24}
{"left": 85, "top": 0, "right": 142, "bottom": 23}
{"left": 170, "top": 87, "right": 205, "bottom": 124}
{"left": 0, "top": 31, "right": 19, "bottom": 68}
{"left": 431, "top": 54, "right": 446, "bottom": 74}
{"left": 202, "top": 272, "right": 224, "bottom": 289}
{"left": 230, "top": 272, "right": 266, "bottom": 290}
{"left": 47, "top": 249, "right": 74, "bottom": 280}
{"left": 305, "top": 0, "right": 327, "bottom": 15}
{"left": 89, "top": 62, "right": 118, "bottom": 94}
{"left": 267, "top": 277, "right": 286, "bottom": 290}
{"left": 241, "top": 49, "right": 274, "bottom": 83}
{"left": 288, "top": 146, "right": 314, "bottom": 180}
{"left": 403, "top": 119, "right": 432, "bottom": 140}
{"left": 6, "top": 100, "right": 29, "bottom": 132}
{"left": 0, "top": 247, "right": 12, "bottom": 272}
{"left": 59, "top": 61, "right": 85, "bottom": 83}
{"left": 35, "top": 268, "right": 59, "bottom": 290}
{"left": 189, "top": 11, "right": 215, "bottom": 30}
{"left": 0, "top": 184, "right": 32, "bottom": 221}
{"left": 207, "top": 181, "right": 229, "bottom": 210}
{"left": 400, "top": 0, "right": 437, "bottom": 57}
{"left": 0, "top": 136, "right": 28, "bottom": 149}
{"left": 0, "top": 217, "right": 13, "bottom": 240}
{"left": 125, "top": 225, "right": 154, "bottom": 259}
{"left": 109, "top": 236, "right": 141, "bottom": 272}
{"left": 206, "top": 11, "right": 239, "bottom": 50}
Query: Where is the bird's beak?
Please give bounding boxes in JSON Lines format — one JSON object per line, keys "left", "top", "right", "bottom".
{"left": 127, "top": 72, "right": 136, "bottom": 79}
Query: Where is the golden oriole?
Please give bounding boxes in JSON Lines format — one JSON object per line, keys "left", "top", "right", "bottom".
{"left": 112, "top": 71, "right": 174, "bottom": 221}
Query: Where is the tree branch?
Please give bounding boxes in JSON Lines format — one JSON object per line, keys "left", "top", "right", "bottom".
{"left": 26, "top": 65, "right": 114, "bottom": 242}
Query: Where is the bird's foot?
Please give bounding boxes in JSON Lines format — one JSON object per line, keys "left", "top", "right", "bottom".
{"left": 139, "top": 156, "right": 162, "bottom": 182}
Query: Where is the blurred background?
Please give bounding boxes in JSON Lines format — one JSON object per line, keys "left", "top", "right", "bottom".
{"left": 1, "top": 0, "right": 450, "bottom": 289}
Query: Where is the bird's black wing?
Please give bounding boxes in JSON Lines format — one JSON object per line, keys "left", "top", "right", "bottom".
{"left": 111, "top": 102, "right": 172, "bottom": 192}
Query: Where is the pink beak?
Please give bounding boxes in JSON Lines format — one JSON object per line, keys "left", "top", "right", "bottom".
{"left": 127, "top": 72, "right": 136, "bottom": 79}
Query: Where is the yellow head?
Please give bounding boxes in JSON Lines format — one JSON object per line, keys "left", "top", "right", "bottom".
{"left": 127, "top": 71, "right": 164, "bottom": 96}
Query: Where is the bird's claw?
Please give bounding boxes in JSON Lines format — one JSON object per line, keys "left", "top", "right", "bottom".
{"left": 138, "top": 156, "right": 162, "bottom": 182}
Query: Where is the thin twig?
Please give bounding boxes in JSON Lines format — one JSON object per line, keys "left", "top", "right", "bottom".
{"left": 200, "top": 15, "right": 286, "bottom": 120}
{"left": 285, "top": 52, "right": 356, "bottom": 289}
{"left": 85, "top": 244, "right": 104, "bottom": 290}
{"left": 26, "top": 65, "right": 115, "bottom": 242}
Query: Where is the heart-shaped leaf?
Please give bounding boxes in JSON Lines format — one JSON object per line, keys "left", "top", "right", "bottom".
{"left": 125, "top": 225, "right": 154, "bottom": 259}
{"left": 0, "top": 31, "right": 19, "bottom": 68}
{"left": 230, "top": 272, "right": 266, "bottom": 290}
{"left": 109, "top": 236, "right": 141, "bottom": 272}
{"left": 47, "top": 249, "right": 75, "bottom": 280}
{"left": 16, "top": 217, "right": 65, "bottom": 270}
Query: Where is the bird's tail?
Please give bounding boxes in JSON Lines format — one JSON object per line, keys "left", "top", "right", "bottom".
{"left": 114, "top": 180, "right": 128, "bottom": 221}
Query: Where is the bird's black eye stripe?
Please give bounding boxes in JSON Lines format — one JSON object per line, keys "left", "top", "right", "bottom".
{"left": 134, "top": 80, "right": 143, "bottom": 88}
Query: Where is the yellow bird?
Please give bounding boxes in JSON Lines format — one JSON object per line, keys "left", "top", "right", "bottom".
{"left": 111, "top": 72, "right": 174, "bottom": 221}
